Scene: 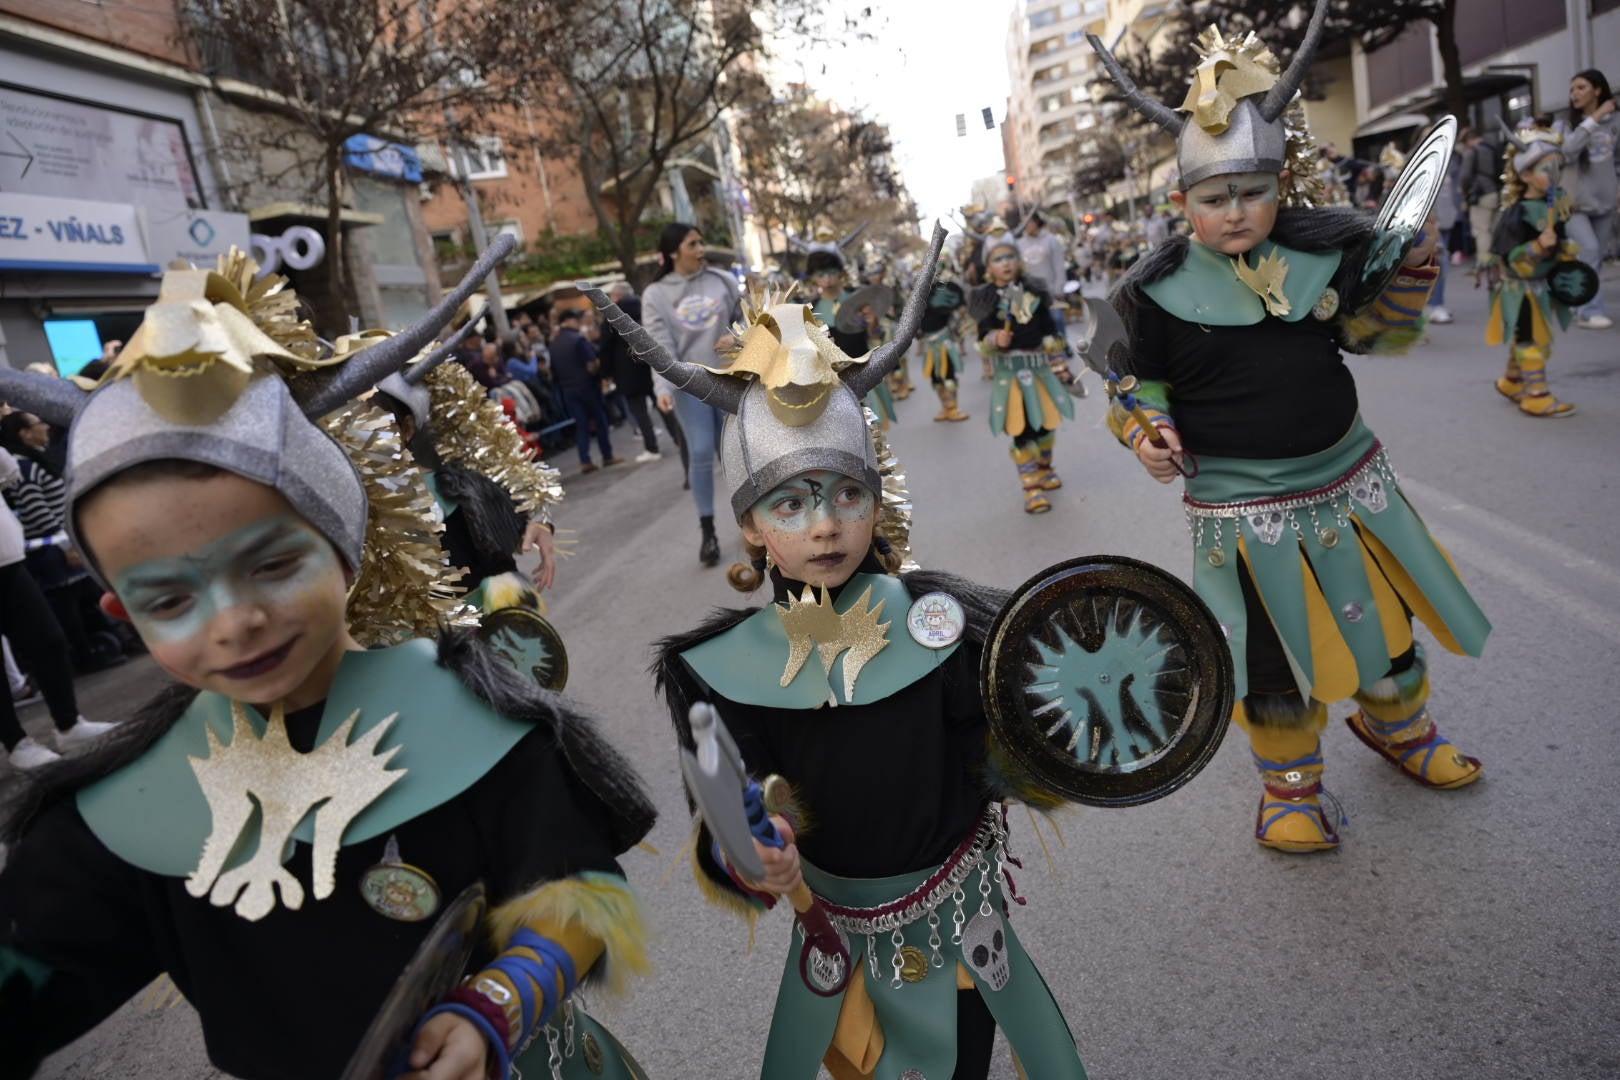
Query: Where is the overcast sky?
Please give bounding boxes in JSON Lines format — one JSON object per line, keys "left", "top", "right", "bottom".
{"left": 781, "top": 0, "right": 1017, "bottom": 229}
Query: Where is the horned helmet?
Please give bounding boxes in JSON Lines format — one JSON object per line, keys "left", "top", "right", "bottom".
{"left": 1088, "top": 0, "right": 1328, "bottom": 195}
{"left": 580, "top": 225, "right": 946, "bottom": 522}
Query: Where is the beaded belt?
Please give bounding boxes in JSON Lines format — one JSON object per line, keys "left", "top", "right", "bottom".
{"left": 1182, "top": 442, "right": 1397, "bottom": 551}
{"left": 802, "top": 809, "right": 1011, "bottom": 988}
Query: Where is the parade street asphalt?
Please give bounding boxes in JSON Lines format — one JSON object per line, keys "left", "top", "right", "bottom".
{"left": 17, "top": 263, "right": 1620, "bottom": 1080}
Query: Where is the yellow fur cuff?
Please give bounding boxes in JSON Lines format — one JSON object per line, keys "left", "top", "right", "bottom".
{"left": 487, "top": 872, "right": 650, "bottom": 997}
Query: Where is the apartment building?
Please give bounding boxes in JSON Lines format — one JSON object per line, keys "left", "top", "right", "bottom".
{"left": 1354, "top": 0, "right": 1620, "bottom": 154}
{"left": 1004, "top": 0, "right": 1111, "bottom": 210}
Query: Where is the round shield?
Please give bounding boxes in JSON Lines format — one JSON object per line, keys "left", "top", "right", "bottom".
{"left": 1347, "top": 116, "right": 1458, "bottom": 316}
{"left": 928, "top": 280, "right": 966, "bottom": 314}
{"left": 480, "top": 606, "right": 569, "bottom": 690}
{"left": 340, "top": 883, "right": 487, "bottom": 1080}
{"left": 981, "top": 555, "right": 1233, "bottom": 807}
{"left": 1548, "top": 259, "right": 1600, "bottom": 308}
{"left": 835, "top": 285, "right": 895, "bottom": 334}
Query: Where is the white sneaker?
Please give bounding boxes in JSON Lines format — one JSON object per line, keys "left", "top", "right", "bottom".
{"left": 633, "top": 450, "right": 662, "bottom": 464}
{"left": 1577, "top": 314, "right": 1613, "bottom": 329}
{"left": 57, "top": 716, "right": 117, "bottom": 750}
{"left": 1427, "top": 306, "right": 1454, "bottom": 324}
{"left": 9, "top": 736, "right": 61, "bottom": 769}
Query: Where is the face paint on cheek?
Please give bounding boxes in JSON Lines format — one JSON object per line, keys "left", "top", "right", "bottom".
{"left": 114, "top": 519, "right": 339, "bottom": 648}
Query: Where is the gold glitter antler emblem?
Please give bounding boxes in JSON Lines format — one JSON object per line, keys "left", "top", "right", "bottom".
{"left": 777, "top": 585, "right": 892, "bottom": 703}
{"left": 1233, "top": 248, "right": 1292, "bottom": 318}
{"left": 186, "top": 702, "right": 406, "bottom": 921}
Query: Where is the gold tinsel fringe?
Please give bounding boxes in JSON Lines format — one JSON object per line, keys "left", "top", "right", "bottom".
{"left": 212, "top": 247, "right": 323, "bottom": 365}
{"left": 424, "top": 361, "right": 565, "bottom": 524}
{"left": 1281, "top": 99, "right": 1326, "bottom": 209}
{"left": 865, "top": 406, "right": 917, "bottom": 572}
{"left": 320, "top": 400, "right": 477, "bottom": 646}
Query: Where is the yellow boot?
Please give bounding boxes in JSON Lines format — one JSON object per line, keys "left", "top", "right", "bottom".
{"left": 1495, "top": 348, "right": 1524, "bottom": 402}
{"left": 1513, "top": 343, "right": 1575, "bottom": 418}
{"left": 1346, "top": 647, "right": 1482, "bottom": 789}
{"left": 1012, "top": 443, "right": 1051, "bottom": 514}
{"left": 933, "top": 381, "right": 969, "bottom": 422}
{"left": 1239, "top": 697, "right": 1339, "bottom": 853}
{"left": 1034, "top": 431, "right": 1062, "bottom": 490}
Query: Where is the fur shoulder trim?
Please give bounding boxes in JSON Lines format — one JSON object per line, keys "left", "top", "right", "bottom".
{"left": 438, "top": 630, "right": 656, "bottom": 854}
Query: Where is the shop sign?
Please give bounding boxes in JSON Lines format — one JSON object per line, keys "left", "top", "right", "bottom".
{"left": 0, "top": 192, "right": 155, "bottom": 273}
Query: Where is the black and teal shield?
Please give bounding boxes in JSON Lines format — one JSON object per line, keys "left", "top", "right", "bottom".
{"left": 1548, "top": 260, "right": 1600, "bottom": 308}
{"left": 480, "top": 606, "right": 570, "bottom": 691}
{"left": 341, "top": 883, "right": 486, "bottom": 1080}
{"left": 982, "top": 555, "right": 1233, "bottom": 807}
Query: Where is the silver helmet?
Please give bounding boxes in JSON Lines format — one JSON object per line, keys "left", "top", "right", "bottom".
{"left": 581, "top": 224, "right": 946, "bottom": 521}
{"left": 0, "top": 235, "right": 518, "bottom": 581}
{"left": 1088, "top": 0, "right": 1328, "bottom": 189}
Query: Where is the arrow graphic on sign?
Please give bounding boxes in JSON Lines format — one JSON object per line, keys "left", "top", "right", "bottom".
{"left": 0, "top": 132, "right": 35, "bottom": 184}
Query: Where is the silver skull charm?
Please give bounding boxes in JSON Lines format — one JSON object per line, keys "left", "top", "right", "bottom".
{"left": 962, "top": 909, "right": 1011, "bottom": 992}
{"left": 1352, "top": 474, "right": 1389, "bottom": 514}
{"left": 1247, "top": 510, "right": 1286, "bottom": 546}
{"left": 1016, "top": 368, "right": 1035, "bottom": 387}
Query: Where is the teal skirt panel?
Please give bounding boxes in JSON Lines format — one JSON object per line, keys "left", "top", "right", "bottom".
{"left": 760, "top": 857, "right": 1086, "bottom": 1080}
{"left": 866, "top": 380, "right": 897, "bottom": 423}
{"left": 1186, "top": 418, "right": 1490, "bottom": 702}
{"left": 987, "top": 353, "right": 1074, "bottom": 437}
{"left": 514, "top": 1006, "right": 648, "bottom": 1079}
{"left": 923, "top": 332, "right": 961, "bottom": 382}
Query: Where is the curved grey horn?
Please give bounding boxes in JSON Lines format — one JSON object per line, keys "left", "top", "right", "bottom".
{"left": 576, "top": 283, "right": 748, "bottom": 414}
{"left": 839, "top": 222, "right": 869, "bottom": 252}
{"left": 401, "top": 318, "right": 477, "bottom": 386}
{"left": 1498, "top": 117, "right": 1529, "bottom": 152}
{"left": 293, "top": 233, "right": 518, "bottom": 418}
{"left": 1260, "top": 0, "right": 1330, "bottom": 122}
{"left": 0, "top": 367, "right": 90, "bottom": 428}
{"left": 842, "top": 222, "right": 948, "bottom": 400}
{"left": 1087, "top": 33, "right": 1187, "bottom": 136}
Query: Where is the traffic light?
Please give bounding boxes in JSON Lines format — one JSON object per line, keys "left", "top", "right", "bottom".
{"left": 1082, "top": 213, "right": 1095, "bottom": 224}
{"left": 1006, "top": 175, "right": 1017, "bottom": 189}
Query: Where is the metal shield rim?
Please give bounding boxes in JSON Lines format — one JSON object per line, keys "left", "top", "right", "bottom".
{"left": 981, "top": 554, "right": 1234, "bottom": 807}
{"left": 340, "top": 882, "right": 488, "bottom": 1080}
{"left": 480, "top": 605, "right": 570, "bottom": 691}
{"left": 1348, "top": 115, "right": 1458, "bottom": 315}
{"left": 1548, "top": 259, "right": 1600, "bottom": 308}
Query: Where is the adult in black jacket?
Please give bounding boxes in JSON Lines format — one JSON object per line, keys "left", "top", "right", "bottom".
{"left": 598, "top": 284, "right": 662, "bottom": 461}
{"left": 551, "top": 309, "right": 620, "bottom": 471}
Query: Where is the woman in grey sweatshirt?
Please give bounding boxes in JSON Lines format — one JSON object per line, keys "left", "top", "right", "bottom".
{"left": 642, "top": 222, "right": 743, "bottom": 566}
{"left": 1557, "top": 69, "right": 1618, "bottom": 327}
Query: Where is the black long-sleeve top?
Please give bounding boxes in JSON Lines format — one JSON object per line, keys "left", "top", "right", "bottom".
{"left": 973, "top": 279, "right": 1057, "bottom": 351}
{"left": 0, "top": 699, "right": 625, "bottom": 1080}
{"left": 1131, "top": 293, "right": 1359, "bottom": 460}
{"left": 668, "top": 563, "right": 992, "bottom": 883}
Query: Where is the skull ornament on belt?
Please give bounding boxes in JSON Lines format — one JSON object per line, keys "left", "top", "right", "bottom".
{"left": 1247, "top": 510, "right": 1286, "bottom": 546}
{"left": 962, "top": 909, "right": 1010, "bottom": 991}
{"left": 1352, "top": 474, "right": 1388, "bottom": 514}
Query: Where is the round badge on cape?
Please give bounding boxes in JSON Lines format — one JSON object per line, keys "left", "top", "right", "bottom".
{"left": 341, "top": 883, "right": 487, "bottom": 1080}
{"left": 981, "top": 555, "right": 1233, "bottom": 807}
{"left": 907, "top": 592, "right": 965, "bottom": 649}
{"left": 479, "top": 606, "right": 569, "bottom": 690}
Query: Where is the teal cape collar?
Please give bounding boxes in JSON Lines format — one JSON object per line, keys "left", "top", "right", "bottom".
{"left": 1143, "top": 239, "right": 1342, "bottom": 325}
{"left": 680, "top": 573, "right": 958, "bottom": 709}
{"left": 77, "top": 638, "right": 530, "bottom": 877}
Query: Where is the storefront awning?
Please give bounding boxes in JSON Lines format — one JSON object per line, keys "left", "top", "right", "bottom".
{"left": 247, "top": 202, "right": 385, "bottom": 227}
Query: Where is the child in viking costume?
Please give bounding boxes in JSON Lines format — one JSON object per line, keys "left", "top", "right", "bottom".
{"left": 806, "top": 250, "right": 897, "bottom": 425}
{"left": 1482, "top": 121, "right": 1584, "bottom": 417}
{"left": 581, "top": 228, "right": 1091, "bottom": 1080}
{"left": 919, "top": 257, "right": 971, "bottom": 423}
{"left": 971, "top": 231, "right": 1079, "bottom": 514}
{"left": 1090, "top": 0, "right": 1491, "bottom": 852}
{"left": 0, "top": 242, "right": 655, "bottom": 1080}
{"left": 372, "top": 339, "right": 571, "bottom": 689}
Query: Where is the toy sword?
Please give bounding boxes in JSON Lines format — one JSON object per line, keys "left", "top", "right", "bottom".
{"left": 1078, "top": 298, "right": 1196, "bottom": 478}
{"left": 681, "top": 703, "right": 852, "bottom": 996}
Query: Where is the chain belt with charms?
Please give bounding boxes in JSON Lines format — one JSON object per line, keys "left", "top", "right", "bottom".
{"left": 1181, "top": 441, "right": 1398, "bottom": 554}
{"left": 800, "top": 808, "right": 1011, "bottom": 989}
